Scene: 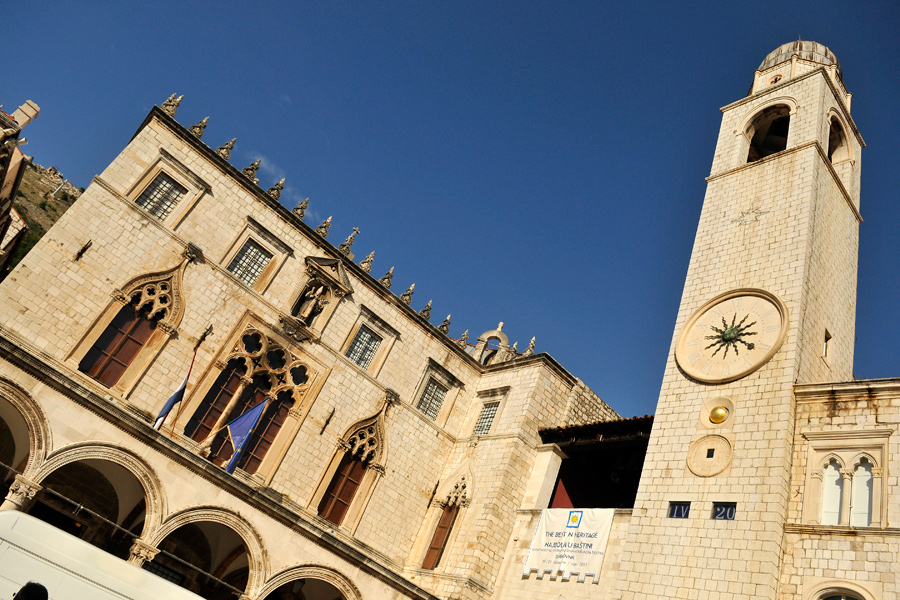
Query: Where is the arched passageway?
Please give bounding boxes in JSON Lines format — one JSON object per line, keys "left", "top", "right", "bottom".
{"left": 29, "top": 459, "right": 147, "bottom": 559}
{"left": 145, "top": 521, "right": 250, "bottom": 600}
{"left": 263, "top": 578, "right": 346, "bottom": 600}
{"left": 0, "top": 397, "right": 33, "bottom": 499}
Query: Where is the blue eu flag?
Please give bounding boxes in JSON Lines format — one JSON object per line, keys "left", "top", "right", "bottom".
{"left": 224, "top": 400, "right": 268, "bottom": 474}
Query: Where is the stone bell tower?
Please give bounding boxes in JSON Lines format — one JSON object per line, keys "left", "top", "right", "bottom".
{"left": 616, "top": 41, "right": 864, "bottom": 599}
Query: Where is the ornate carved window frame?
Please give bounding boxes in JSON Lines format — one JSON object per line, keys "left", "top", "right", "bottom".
{"left": 67, "top": 259, "right": 188, "bottom": 398}
{"left": 308, "top": 396, "right": 393, "bottom": 534}
{"left": 126, "top": 148, "right": 210, "bottom": 230}
{"left": 220, "top": 216, "right": 292, "bottom": 293}
{"left": 339, "top": 305, "right": 399, "bottom": 377}
{"left": 409, "top": 468, "right": 472, "bottom": 571}
{"left": 801, "top": 428, "right": 890, "bottom": 527}
{"left": 175, "top": 312, "right": 328, "bottom": 484}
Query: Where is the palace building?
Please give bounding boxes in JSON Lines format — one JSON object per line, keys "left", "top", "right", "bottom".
{"left": 0, "top": 41, "right": 897, "bottom": 600}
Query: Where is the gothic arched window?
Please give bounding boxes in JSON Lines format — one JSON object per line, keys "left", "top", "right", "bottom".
{"left": 820, "top": 458, "right": 843, "bottom": 526}
{"left": 184, "top": 358, "right": 247, "bottom": 443}
{"left": 849, "top": 457, "right": 873, "bottom": 527}
{"left": 317, "top": 452, "right": 368, "bottom": 526}
{"left": 78, "top": 297, "right": 161, "bottom": 387}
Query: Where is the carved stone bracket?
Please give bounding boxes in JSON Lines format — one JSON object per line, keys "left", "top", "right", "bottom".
{"left": 368, "top": 462, "right": 386, "bottom": 475}
{"left": 279, "top": 315, "right": 313, "bottom": 343}
{"left": 0, "top": 474, "right": 42, "bottom": 511}
{"left": 183, "top": 242, "right": 204, "bottom": 263}
{"left": 128, "top": 538, "right": 160, "bottom": 567}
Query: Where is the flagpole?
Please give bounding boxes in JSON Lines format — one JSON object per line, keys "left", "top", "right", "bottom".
{"left": 164, "top": 346, "right": 198, "bottom": 432}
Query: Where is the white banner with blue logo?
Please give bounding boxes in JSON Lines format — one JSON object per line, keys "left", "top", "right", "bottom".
{"left": 522, "top": 508, "right": 615, "bottom": 583}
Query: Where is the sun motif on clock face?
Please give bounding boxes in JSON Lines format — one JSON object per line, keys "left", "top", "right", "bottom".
{"left": 675, "top": 289, "right": 788, "bottom": 384}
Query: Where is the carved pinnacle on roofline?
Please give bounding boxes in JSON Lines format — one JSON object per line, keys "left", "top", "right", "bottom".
{"left": 161, "top": 94, "right": 183, "bottom": 117}
{"left": 216, "top": 138, "right": 235, "bottom": 160}
{"left": 316, "top": 216, "right": 332, "bottom": 238}
{"left": 189, "top": 116, "right": 208, "bottom": 139}
{"left": 438, "top": 314, "right": 451, "bottom": 335}
{"left": 400, "top": 283, "right": 415, "bottom": 305}
{"left": 359, "top": 251, "right": 375, "bottom": 272}
{"left": 456, "top": 329, "right": 469, "bottom": 348}
{"left": 379, "top": 266, "right": 394, "bottom": 288}
{"left": 522, "top": 336, "right": 535, "bottom": 357}
{"left": 242, "top": 159, "right": 261, "bottom": 184}
{"left": 267, "top": 178, "right": 284, "bottom": 200}
{"left": 338, "top": 227, "right": 360, "bottom": 255}
{"left": 419, "top": 300, "right": 432, "bottom": 320}
{"left": 292, "top": 198, "right": 309, "bottom": 219}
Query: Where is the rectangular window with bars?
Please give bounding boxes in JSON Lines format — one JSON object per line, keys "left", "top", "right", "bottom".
{"left": 345, "top": 326, "right": 382, "bottom": 369}
{"left": 473, "top": 401, "right": 500, "bottom": 435}
{"left": 416, "top": 378, "right": 448, "bottom": 420}
{"left": 135, "top": 172, "right": 187, "bottom": 220}
{"left": 227, "top": 239, "right": 273, "bottom": 286}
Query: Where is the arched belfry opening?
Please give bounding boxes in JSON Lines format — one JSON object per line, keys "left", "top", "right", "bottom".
{"left": 28, "top": 459, "right": 148, "bottom": 560}
{"left": 145, "top": 520, "right": 250, "bottom": 600}
{"left": 262, "top": 578, "right": 347, "bottom": 600}
{"left": 746, "top": 104, "right": 791, "bottom": 162}
{"left": 828, "top": 116, "right": 850, "bottom": 163}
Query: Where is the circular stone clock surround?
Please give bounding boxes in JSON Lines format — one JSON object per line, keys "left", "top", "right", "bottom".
{"left": 675, "top": 288, "right": 788, "bottom": 384}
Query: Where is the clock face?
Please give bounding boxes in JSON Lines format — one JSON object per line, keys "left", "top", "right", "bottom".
{"left": 675, "top": 289, "right": 788, "bottom": 383}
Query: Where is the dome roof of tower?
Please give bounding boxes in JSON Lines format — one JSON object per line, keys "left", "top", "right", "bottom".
{"left": 759, "top": 40, "right": 842, "bottom": 79}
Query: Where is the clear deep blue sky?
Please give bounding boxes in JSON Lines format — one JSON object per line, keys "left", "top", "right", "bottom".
{"left": 4, "top": 3, "right": 900, "bottom": 417}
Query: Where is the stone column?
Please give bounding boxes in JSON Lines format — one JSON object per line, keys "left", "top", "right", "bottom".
{"left": 839, "top": 469, "right": 853, "bottom": 526}
{"left": 0, "top": 474, "right": 42, "bottom": 512}
{"left": 871, "top": 467, "right": 883, "bottom": 527}
{"left": 128, "top": 538, "right": 160, "bottom": 567}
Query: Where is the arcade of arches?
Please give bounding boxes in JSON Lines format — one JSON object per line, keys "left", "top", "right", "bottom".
{"left": 0, "top": 395, "right": 350, "bottom": 600}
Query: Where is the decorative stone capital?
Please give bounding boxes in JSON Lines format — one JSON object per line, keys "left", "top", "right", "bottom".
{"left": 128, "top": 538, "right": 160, "bottom": 566}
{"left": 431, "top": 498, "right": 448, "bottom": 509}
{"left": 811, "top": 470, "right": 823, "bottom": 481}
{"left": 368, "top": 462, "right": 386, "bottom": 475}
{"left": 872, "top": 467, "right": 883, "bottom": 477}
{"left": 336, "top": 438, "right": 351, "bottom": 452}
{"left": 157, "top": 322, "right": 178, "bottom": 337}
{"left": 183, "top": 242, "right": 203, "bottom": 263}
{"left": 239, "top": 376, "right": 254, "bottom": 387}
{"left": 215, "top": 359, "right": 228, "bottom": 370}
{"left": 839, "top": 469, "right": 854, "bottom": 480}
{"left": 0, "top": 475, "right": 42, "bottom": 512}
{"left": 111, "top": 288, "right": 130, "bottom": 304}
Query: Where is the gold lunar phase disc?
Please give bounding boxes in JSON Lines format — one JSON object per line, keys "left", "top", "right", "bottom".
{"left": 675, "top": 288, "right": 788, "bottom": 384}
{"left": 709, "top": 406, "right": 729, "bottom": 424}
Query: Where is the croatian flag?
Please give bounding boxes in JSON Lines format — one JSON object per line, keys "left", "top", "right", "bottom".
{"left": 225, "top": 399, "right": 269, "bottom": 474}
{"left": 153, "top": 348, "right": 198, "bottom": 430}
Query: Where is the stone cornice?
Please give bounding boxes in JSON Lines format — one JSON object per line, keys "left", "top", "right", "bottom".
{"left": 0, "top": 327, "right": 439, "bottom": 600}
{"left": 785, "top": 523, "right": 900, "bottom": 537}
{"left": 705, "top": 141, "right": 862, "bottom": 223}
{"left": 795, "top": 377, "right": 900, "bottom": 400}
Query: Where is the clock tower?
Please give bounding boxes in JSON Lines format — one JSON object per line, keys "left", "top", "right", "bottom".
{"left": 617, "top": 41, "right": 863, "bottom": 599}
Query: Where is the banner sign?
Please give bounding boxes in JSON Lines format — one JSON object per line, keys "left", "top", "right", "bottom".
{"left": 522, "top": 508, "right": 615, "bottom": 583}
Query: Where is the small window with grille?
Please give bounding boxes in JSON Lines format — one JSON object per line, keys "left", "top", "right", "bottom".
{"left": 135, "top": 172, "right": 187, "bottom": 220}
{"left": 227, "top": 239, "right": 273, "bottom": 286}
{"left": 473, "top": 401, "right": 499, "bottom": 435}
{"left": 345, "top": 326, "right": 382, "bottom": 369}
{"left": 416, "top": 379, "right": 448, "bottom": 420}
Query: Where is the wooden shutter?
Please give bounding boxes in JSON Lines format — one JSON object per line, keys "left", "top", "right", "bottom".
{"left": 185, "top": 360, "right": 246, "bottom": 442}
{"left": 318, "top": 453, "right": 367, "bottom": 526}
{"left": 422, "top": 504, "right": 459, "bottom": 570}
{"left": 78, "top": 301, "right": 157, "bottom": 387}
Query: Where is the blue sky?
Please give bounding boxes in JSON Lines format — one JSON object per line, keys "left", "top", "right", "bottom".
{"left": 4, "top": 2, "right": 900, "bottom": 417}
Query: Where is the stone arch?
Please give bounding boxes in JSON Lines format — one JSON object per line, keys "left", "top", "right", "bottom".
{"left": 818, "top": 453, "right": 845, "bottom": 470}
{"left": 826, "top": 108, "right": 852, "bottom": 164}
{"left": 341, "top": 408, "right": 387, "bottom": 467}
{"left": 803, "top": 579, "right": 875, "bottom": 600}
{"left": 473, "top": 326, "right": 510, "bottom": 365}
{"left": 0, "top": 377, "right": 50, "bottom": 476}
{"left": 116, "top": 261, "right": 188, "bottom": 333}
{"left": 33, "top": 441, "right": 167, "bottom": 533}
{"left": 848, "top": 451, "right": 878, "bottom": 470}
{"left": 735, "top": 96, "right": 799, "bottom": 137}
{"left": 149, "top": 505, "right": 268, "bottom": 593}
{"left": 257, "top": 564, "right": 362, "bottom": 600}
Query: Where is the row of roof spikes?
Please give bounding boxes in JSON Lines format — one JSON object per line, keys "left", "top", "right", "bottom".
{"left": 159, "top": 94, "right": 536, "bottom": 360}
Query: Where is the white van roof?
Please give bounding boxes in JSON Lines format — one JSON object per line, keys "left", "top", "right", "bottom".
{"left": 0, "top": 511, "right": 205, "bottom": 600}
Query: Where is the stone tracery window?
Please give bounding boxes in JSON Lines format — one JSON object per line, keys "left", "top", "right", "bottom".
{"left": 78, "top": 269, "right": 183, "bottom": 389}
{"left": 184, "top": 326, "right": 314, "bottom": 475}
